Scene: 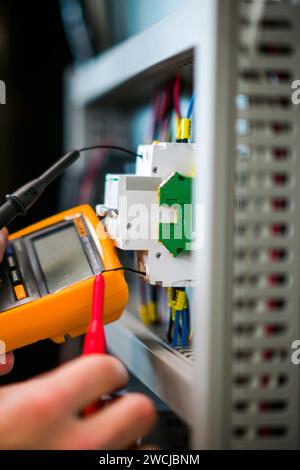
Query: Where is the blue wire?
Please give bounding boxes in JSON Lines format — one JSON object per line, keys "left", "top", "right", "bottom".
{"left": 172, "top": 310, "right": 181, "bottom": 348}
{"left": 186, "top": 94, "right": 196, "bottom": 119}
{"left": 181, "top": 309, "right": 188, "bottom": 347}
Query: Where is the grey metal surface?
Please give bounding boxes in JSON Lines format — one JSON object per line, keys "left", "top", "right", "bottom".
{"left": 230, "top": 0, "right": 300, "bottom": 450}
{"left": 106, "top": 311, "right": 194, "bottom": 426}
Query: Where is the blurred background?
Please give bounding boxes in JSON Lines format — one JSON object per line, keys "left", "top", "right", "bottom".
{"left": 0, "top": 0, "right": 187, "bottom": 386}
{"left": 0, "top": 0, "right": 71, "bottom": 382}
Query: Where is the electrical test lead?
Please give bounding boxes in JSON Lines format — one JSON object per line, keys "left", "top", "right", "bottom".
{"left": 82, "top": 267, "right": 145, "bottom": 416}
{"left": 82, "top": 273, "right": 106, "bottom": 416}
{"left": 0, "top": 145, "right": 141, "bottom": 231}
{"left": 82, "top": 273, "right": 106, "bottom": 357}
{"left": 82, "top": 266, "right": 146, "bottom": 359}
{"left": 101, "top": 266, "right": 146, "bottom": 276}
{"left": 78, "top": 145, "right": 141, "bottom": 159}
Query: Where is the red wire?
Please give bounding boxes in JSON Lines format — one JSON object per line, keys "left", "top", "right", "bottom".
{"left": 152, "top": 79, "right": 177, "bottom": 141}
{"left": 77, "top": 135, "right": 130, "bottom": 204}
{"left": 77, "top": 149, "right": 108, "bottom": 204}
{"left": 151, "top": 90, "right": 162, "bottom": 140}
{"left": 173, "top": 74, "right": 181, "bottom": 118}
{"left": 156, "top": 81, "right": 173, "bottom": 141}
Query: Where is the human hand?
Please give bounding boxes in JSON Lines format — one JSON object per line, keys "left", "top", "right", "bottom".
{"left": 0, "top": 354, "right": 156, "bottom": 449}
{"left": 0, "top": 228, "right": 14, "bottom": 376}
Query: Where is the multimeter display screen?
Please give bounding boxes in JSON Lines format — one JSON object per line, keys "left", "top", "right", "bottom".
{"left": 33, "top": 225, "right": 93, "bottom": 293}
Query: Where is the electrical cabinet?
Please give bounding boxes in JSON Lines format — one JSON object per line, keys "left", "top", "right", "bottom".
{"left": 64, "top": 0, "right": 300, "bottom": 449}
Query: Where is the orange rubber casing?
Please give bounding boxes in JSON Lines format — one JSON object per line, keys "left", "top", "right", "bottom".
{"left": 0, "top": 205, "right": 128, "bottom": 352}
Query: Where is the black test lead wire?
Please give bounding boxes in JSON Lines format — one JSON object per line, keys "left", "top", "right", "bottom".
{"left": 0, "top": 145, "right": 141, "bottom": 231}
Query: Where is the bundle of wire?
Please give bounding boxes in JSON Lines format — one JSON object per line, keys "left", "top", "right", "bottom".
{"left": 138, "top": 75, "right": 195, "bottom": 347}
{"left": 152, "top": 80, "right": 174, "bottom": 142}
{"left": 167, "top": 287, "right": 190, "bottom": 348}
{"left": 77, "top": 136, "right": 131, "bottom": 205}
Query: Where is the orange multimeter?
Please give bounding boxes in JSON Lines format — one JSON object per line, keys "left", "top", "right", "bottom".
{"left": 0, "top": 204, "right": 128, "bottom": 352}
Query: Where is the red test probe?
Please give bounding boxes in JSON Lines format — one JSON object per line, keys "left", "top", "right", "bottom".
{"left": 82, "top": 273, "right": 106, "bottom": 415}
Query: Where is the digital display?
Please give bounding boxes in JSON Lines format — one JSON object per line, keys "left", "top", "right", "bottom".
{"left": 33, "top": 224, "right": 93, "bottom": 293}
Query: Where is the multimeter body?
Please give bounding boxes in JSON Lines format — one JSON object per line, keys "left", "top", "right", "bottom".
{"left": 0, "top": 205, "right": 128, "bottom": 352}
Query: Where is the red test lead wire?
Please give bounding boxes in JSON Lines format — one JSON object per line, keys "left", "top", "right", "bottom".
{"left": 82, "top": 273, "right": 106, "bottom": 416}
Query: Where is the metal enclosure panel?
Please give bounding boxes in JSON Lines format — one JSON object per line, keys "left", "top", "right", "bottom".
{"left": 192, "top": 0, "right": 238, "bottom": 450}
{"left": 231, "top": 0, "right": 300, "bottom": 450}
{"left": 64, "top": 0, "right": 300, "bottom": 450}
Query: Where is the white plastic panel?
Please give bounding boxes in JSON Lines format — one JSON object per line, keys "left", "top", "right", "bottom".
{"left": 136, "top": 143, "right": 195, "bottom": 177}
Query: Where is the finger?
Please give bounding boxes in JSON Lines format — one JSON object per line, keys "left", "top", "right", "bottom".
{"left": 0, "top": 352, "right": 14, "bottom": 376}
{"left": 79, "top": 393, "right": 156, "bottom": 450}
{"left": 0, "top": 228, "right": 8, "bottom": 261}
{"left": 37, "top": 355, "right": 128, "bottom": 413}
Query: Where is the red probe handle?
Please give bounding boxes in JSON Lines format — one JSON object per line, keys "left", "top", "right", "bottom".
{"left": 83, "top": 273, "right": 106, "bottom": 355}
{"left": 82, "top": 273, "right": 106, "bottom": 416}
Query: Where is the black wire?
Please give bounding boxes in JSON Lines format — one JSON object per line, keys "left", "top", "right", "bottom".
{"left": 101, "top": 267, "right": 146, "bottom": 276}
{"left": 78, "top": 145, "right": 141, "bottom": 159}
{"left": 78, "top": 148, "right": 145, "bottom": 278}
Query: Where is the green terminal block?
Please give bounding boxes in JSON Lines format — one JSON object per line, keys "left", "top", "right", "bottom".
{"left": 158, "top": 172, "right": 193, "bottom": 257}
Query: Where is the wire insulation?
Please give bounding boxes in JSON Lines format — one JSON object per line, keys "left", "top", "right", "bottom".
{"left": 173, "top": 75, "right": 182, "bottom": 118}
{"left": 78, "top": 145, "right": 141, "bottom": 159}
{"left": 187, "top": 94, "right": 196, "bottom": 119}
{"left": 101, "top": 267, "right": 146, "bottom": 276}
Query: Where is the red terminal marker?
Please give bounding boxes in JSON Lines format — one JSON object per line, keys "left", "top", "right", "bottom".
{"left": 272, "top": 198, "right": 287, "bottom": 211}
{"left": 268, "top": 248, "right": 286, "bottom": 261}
{"left": 268, "top": 273, "right": 286, "bottom": 286}
{"left": 270, "top": 223, "right": 287, "bottom": 236}
{"left": 272, "top": 147, "right": 288, "bottom": 161}
{"left": 272, "top": 173, "right": 287, "bottom": 186}
{"left": 82, "top": 273, "right": 106, "bottom": 415}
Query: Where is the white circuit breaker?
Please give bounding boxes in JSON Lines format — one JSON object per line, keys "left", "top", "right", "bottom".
{"left": 99, "top": 142, "right": 196, "bottom": 287}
